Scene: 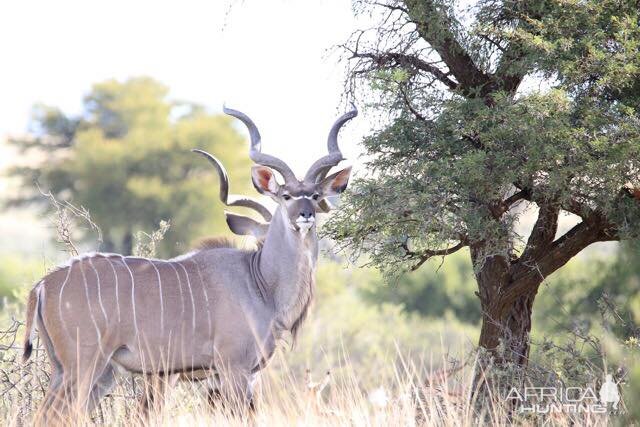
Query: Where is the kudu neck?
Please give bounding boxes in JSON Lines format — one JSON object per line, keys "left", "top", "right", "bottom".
{"left": 258, "top": 206, "right": 318, "bottom": 303}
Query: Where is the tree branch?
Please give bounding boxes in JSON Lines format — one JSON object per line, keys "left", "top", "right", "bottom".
{"left": 401, "top": 238, "right": 468, "bottom": 271}
{"left": 504, "top": 184, "right": 638, "bottom": 298}
{"left": 493, "top": 5, "right": 546, "bottom": 95}
{"left": 519, "top": 202, "right": 560, "bottom": 263}
{"left": 351, "top": 51, "right": 459, "bottom": 90}
{"left": 405, "top": 0, "right": 493, "bottom": 94}
{"left": 486, "top": 188, "right": 530, "bottom": 219}
{"left": 513, "top": 181, "right": 597, "bottom": 220}
{"left": 400, "top": 86, "right": 426, "bottom": 121}
{"left": 499, "top": 214, "right": 617, "bottom": 316}
{"left": 503, "top": 188, "right": 529, "bottom": 208}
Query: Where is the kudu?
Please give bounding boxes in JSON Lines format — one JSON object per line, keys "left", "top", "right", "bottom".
{"left": 22, "top": 105, "right": 357, "bottom": 422}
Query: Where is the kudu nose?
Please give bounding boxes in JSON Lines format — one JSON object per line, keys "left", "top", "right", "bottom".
{"left": 299, "top": 210, "right": 314, "bottom": 220}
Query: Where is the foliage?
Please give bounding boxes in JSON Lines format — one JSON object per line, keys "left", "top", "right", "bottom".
{"left": 328, "top": 0, "right": 640, "bottom": 276}
{"left": 0, "top": 256, "right": 41, "bottom": 307}
{"left": 133, "top": 220, "right": 171, "bottom": 258}
{"left": 284, "top": 260, "right": 478, "bottom": 387}
{"left": 358, "top": 250, "right": 481, "bottom": 324}
{"left": 7, "top": 77, "right": 254, "bottom": 257}
{"left": 597, "top": 241, "right": 640, "bottom": 339}
{"left": 326, "top": 0, "right": 640, "bottom": 359}
{"left": 534, "top": 241, "right": 640, "bottom": 342}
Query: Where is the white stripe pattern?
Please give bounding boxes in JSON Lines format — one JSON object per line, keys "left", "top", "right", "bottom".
{"left": 103, "top": 256, "right": 121, "bottom": 322}
{"left": 165, "top": 261, "right": 186, "bottom": 366}
{"left": 165, "top": 261, "right": 185, "bottom": 328}
{"left": 176, "top": 262, "right": 197, "bottom": 332}
{"left": 57, "top": 260, "right": 75, "bottom": 328}
{"left": 88, "top": 258, "right": 109, "bottom": 323}
{"left": 79, "top": 259, "right": 105, "bottom": 356}
{"left": 119, "top": 256, "right": 139, "bottom": 337}
{"left": 189, "top": 259, "right": 212, "bottom": 339}
{"left": 147, "top": 259, "right": 165, "bottom": 334}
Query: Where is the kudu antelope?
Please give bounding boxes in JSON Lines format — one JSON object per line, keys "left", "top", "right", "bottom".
{"left": 23, "top": 105, "right": 357, "bottom": 421}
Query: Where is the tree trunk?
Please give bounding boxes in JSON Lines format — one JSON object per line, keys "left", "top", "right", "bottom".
{"left": 102, "top": 234, "right": 116, "bottom": 253}
{"left": 471, "top": 247, "right": 542, "bottom": 368}
{"left": 478, "top": 283, "right": 540, "bottom": 367}
{"left": 123, "top": 230, "right": 134, "bottom": 256}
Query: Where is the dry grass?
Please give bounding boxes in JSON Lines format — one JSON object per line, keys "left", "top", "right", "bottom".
{"left": 0, "top": 318, "right": 620, "bottom": 427}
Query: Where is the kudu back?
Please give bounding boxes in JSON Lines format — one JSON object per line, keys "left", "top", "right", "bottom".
{"left": 22, "top": 105, "right": 356, "bottom": 422}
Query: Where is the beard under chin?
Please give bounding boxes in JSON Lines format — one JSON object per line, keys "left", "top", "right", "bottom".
{"left": 297, "top": 222, "right": 314, "bottom": 237}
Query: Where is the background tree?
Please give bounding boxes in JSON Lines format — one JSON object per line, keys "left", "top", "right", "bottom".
{"left": 327, "top": 0, "right": 640, "bottom": 368}
{"left": 7, "top": 77, "right": 253, "bottom": 256}
{"left": 360, "top": 251, "right": 481, "bottom": 323}
{"left": 534, "top": 240, "right": 640, "bottom": 341}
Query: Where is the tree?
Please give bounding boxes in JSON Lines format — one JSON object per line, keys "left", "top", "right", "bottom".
{"left": 359, "top": 251, "right": 481, "bottom": 323}
{"left": 327, "top": 0, "right": 640, "bottom": 368}
{"left": 537, "top": 240, "right": 640, "bottom": 340}
{"left": 7, "top": 77, "right": 254, "bottom": 256}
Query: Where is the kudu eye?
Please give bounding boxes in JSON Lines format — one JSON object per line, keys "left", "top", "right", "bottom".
{"left": 282, "top": 194, "right": 291, "bottom": 201}
{"left": 312, "top": 194, "right": 319, "bottom": 200}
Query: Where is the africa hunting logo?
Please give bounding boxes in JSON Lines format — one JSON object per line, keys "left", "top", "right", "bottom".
{"left": 506, "top": 375, "right": 621, "bottom": 414}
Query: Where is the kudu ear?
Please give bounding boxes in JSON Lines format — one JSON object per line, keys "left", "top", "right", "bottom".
{"left": 317, "top": 199, "right": 333, "bottom": 213}
{"left": 225, "top": 212, "right": 269, "bottom": 238}
{"left": 320, "top": 166, "right": 351, "bottom": 197}
{"left": 251, "top": 166, "right": 280, "bottom": 196}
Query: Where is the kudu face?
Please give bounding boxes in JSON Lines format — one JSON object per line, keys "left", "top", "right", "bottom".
{"left": 194, "top": 105, "right": 358, "bottom": 239}
{"left": 251, "top": 165, "right": 351, "bottom": 235}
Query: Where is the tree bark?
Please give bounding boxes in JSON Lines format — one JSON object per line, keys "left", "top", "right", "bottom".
{"left": 102, "top": 234, "right": 116, "bottom": 253}
{"left": 474, "top": 206, "right": 617, "bottom": 370}
{"left": 471, "top": 246, "right": 540, "bottom": 367}
{"left": 478, "top": 278, "right": 541, "bottom": 367}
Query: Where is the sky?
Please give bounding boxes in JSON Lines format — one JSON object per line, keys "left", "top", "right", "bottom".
{"left": 0, "top": 0, "right": 376, "bottom": 257}
{"left": 0, "top": 0, "right": 370, "bottom": 176}
{"left": 0, "top": 0, "right": 614, "bottom": 258}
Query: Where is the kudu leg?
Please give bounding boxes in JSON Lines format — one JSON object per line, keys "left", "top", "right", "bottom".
{"left": 42, "top": 375, "right": 92, "bottom": 426}
{"left": 34, "top": 366, "right": 63, "bottom": 426}
{"left": 138, "top": 373, "right": 179, "bottom": 418}
{"left": 86, "top": 363, "right": 117, "bottom": 414}
{"left": 216, "top": 369, "right": 257, "bottom": 414}
{"left": 203, "top": 373, "right": 220, "bottom": 410}
{"left": 207, "top": 386, "right": 222, "bottom": 407}
{"left": 43, "top": 349, "right": 112, "bottom": 425}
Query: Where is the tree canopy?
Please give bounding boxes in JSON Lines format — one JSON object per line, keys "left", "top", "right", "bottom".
{"left": 7, "top": 77, "right": 254, "bottom": 256}
{"left": 327, "top": 0, "right": 640, "bottom": 364}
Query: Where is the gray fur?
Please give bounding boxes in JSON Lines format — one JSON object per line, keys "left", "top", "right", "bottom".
{"left": 23, "top": 105, "right": 356, "bottom": 421}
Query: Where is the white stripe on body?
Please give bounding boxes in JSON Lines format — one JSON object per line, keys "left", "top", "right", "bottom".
{"left": 188, "top": 259, "right": 212, "bottom": 339}
{"left": 57, "top": 261, "right": 75, "bottom": 329}
{"left": 176, "top": 262, "right": 197, "bottom": 370}
{"left": 147, "top": 259, "right": 165, "bottom": 334}
{"left": 165, "top": 261, "right": 187, "bottom": 367}
{"left": 103, "top": 256, "right": 122, "bottom": 322}
{"left": 88, "top": 258, "right": 109, "bottom": 323}
{"left": 79, "top": 259, "right": 105, "bottom": 356}
{"left": 119, "top": 256, "right": 139, "bottom": 337}
{"left": 165, "top": 262, "right": 185, "bottom": 326}
{"left": 176, "top": 262, "right": 197, "bottom": 332}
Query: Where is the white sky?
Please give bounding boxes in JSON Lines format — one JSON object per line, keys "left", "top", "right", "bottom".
{"left": 0, "top": 0, "right": 370, "bottom": 176}
{"left": 0, "top": 0, "right": 376, "bottom": 258}
{"left": 0, "top": 0, "right": 614, "bottom": 258}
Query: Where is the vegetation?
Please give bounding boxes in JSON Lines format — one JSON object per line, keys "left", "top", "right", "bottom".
{"left": 1, "top": 1, "right": 639, "bottom": 423}
{"left": 7, "top": 77, "right": 254, "bottom": 257}
{"left": 326, "top": 0, "right": 640, "bottom": 367}
{"left": 360, "top": 250, "right": 481, "bottom": 323}
{"left": 2, "top": 248, "right": 640, "bottom": 425}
